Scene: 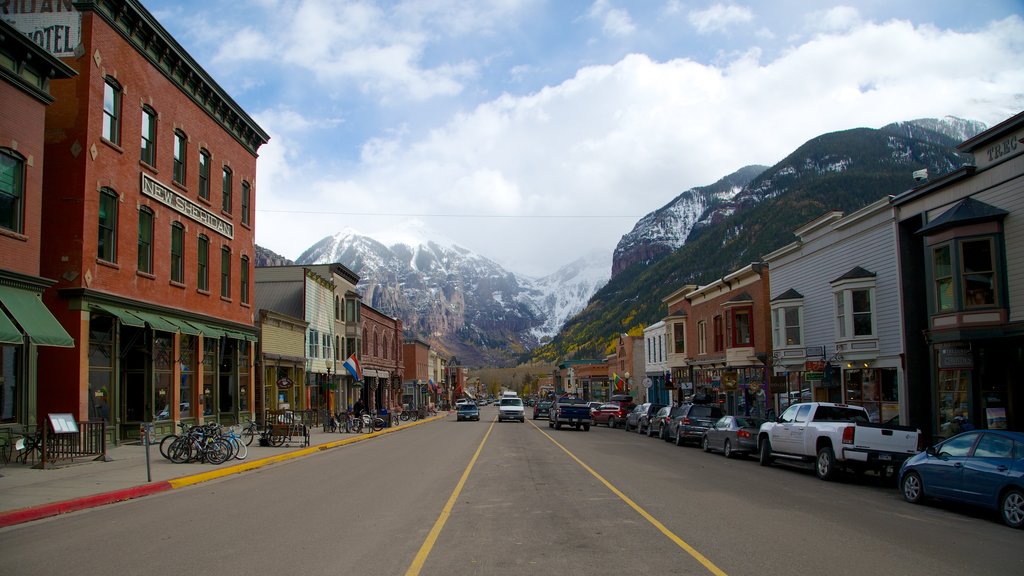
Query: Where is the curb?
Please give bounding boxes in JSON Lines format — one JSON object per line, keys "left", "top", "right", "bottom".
{"left": 0, "top": 414, "right": 445, "bottom": 528}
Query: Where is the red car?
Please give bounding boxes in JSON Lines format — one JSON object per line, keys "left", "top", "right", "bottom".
{"left": 592, "top": 401, "right": 633, "bottom": 428}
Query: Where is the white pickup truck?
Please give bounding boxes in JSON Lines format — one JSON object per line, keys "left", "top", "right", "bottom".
{"left": 757, "top": 402, "right": 921, "bottom": 481}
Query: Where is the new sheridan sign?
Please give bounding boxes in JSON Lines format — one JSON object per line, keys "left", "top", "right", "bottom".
{"left": 141, "top": 174, "right": 234, "bottom": 239}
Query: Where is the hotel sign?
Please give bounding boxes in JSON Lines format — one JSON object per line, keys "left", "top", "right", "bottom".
{"left": 141, "top": 174, "right": 233, "bottom": 239}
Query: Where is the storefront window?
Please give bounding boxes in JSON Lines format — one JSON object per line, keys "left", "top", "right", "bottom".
{"left": 845, "top": 369, "right": 880, "bottom": 422}
{"left": 179, "top": 335, "right": 195, "bottom": 419}
{"left": 87, "top": 315, "right": 114, "bottom": 423}
{"left": 153, "top": 335, "right": 173, "bottom": 421}
{"left": 202, "top": 338, "right": 218, "bottom": 416}
{"left": 937, "top": 369, "right": 970, "bottom": 438}
{"left": 1, "top": 345, "right": 21, "bottom": 423}
{"left": 238, "top": 341, "right": 250, "bottom": 412}
{"left": 219, "top": 339, "right": 237, "bottom": 417}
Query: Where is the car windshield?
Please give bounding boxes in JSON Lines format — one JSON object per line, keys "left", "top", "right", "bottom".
{"left": 459, "top": 404, "right": 476, "bottom": 410}
{"left": 539, "top": 401, "right": 552, "bottom": 408}
{"left": 500, "top": 399, "right": 522, "bottom": 407}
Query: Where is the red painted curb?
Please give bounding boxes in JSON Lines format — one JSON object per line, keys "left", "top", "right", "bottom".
{"left": 0, "top": 481, "right": 173, "bottom": 528}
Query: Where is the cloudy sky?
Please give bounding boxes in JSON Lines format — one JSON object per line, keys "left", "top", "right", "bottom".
{"left": 145, "top": 1, "right": 1024, "bottom": 277}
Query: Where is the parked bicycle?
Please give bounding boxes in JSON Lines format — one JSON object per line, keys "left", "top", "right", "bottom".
{"left": 165, "top": 423, "right": 232, "bottom": 465}
{"left": 360, "top": 410, "right": 386, "bottom": 433}
{"left": 240, "top": 419, "right": 262, "bottom": 446}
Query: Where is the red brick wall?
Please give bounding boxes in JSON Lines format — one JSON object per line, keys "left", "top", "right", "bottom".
{"left": 0, "top": 81, "right": 47, "bottom": 277}
{"left": 40, "top": 11, "right": 257, "bottom": 326}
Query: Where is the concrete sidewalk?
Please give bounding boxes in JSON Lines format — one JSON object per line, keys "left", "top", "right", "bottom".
{"left": 0, "top": 415, "right": 444, "bottom": 528}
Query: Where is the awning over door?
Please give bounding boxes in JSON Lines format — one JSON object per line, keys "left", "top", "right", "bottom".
{"left": 129, "top": 310, "right": 179, "bottom": 333}
{"left": 0, "top": 285, "right": 74, "bottom": 347}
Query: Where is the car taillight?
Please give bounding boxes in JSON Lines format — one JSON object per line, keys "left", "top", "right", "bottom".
{"left": 842, "top": 425, "right": 855, "bottom": 445}
{"left": 737, "top": 429, "right": 751, "bottom": 439}
{"left": 683, "top": 417, "right": 692, "bottom": 425}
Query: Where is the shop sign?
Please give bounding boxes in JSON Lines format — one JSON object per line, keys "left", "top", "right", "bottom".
{"left": 805, "top": 372, "right": 823, "bottom": 381}
{"left": 769, "top": 376, "right": 788, "bottom": 393}
{"left": 141, "top": 174, "right": 234, "bottom": 239}
{"left": 805, "top": 360, "right": 825, "bottom": 372}
{"left": 938, "top": 348, "right": 973, "bottom": 369}
{"left": 276, "top": 377, "right": 294, "bottom": 390}
{"left": 677, "top": 381, "right": 694, "bottom": 391}
{"left": 722, "top": 371, "right": 738, "bottom": 391}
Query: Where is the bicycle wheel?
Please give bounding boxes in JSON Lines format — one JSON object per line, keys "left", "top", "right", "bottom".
{"left": 241, "top": 424, "right": 257, "bottom": 446}
{"left": 350, "top": 418, "right": 363, "bottom": 433}
{"left": 159, "top": 434, "right": 179, "bottom": 460}
{"left": 372, "top": 417, "right": 385, "bottom": 432}
{"left": 233, "top": 437, "right": 247, "bottom": 460}
{"left": 168, "top": 437, "right": 192, "bottom": 464}
{"left": 205, "top": 439, "right": 232, "bottom": 465}
{"left": 400, "top": 411, "right": 410, "bottom": 422}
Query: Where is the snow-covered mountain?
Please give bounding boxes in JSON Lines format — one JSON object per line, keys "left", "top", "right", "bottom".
{"left": 291, "top": 222, "right": 610, "bottom": 366}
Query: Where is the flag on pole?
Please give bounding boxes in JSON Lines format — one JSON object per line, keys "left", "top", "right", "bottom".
{"left": 342, "top": 354, "right": 361, "bottom": 382}
{"left": 613, "top": 373, "right": 622, "bottom": 392}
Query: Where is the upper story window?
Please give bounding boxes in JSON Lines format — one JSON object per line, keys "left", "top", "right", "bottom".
{"left": 173, "top": 131, "right": 187, "bottom": 185}
{"left": 771, "top": 292, "right": 804, "bottom": 348}
{"left": 0, "top": 149, "right": 25, "bottom": 234}
{"left": 713, "top": 315, "right": 724, "bottom": 352}
{"left": 831, "top": 266, "right": 876, "bottom": 340}
{"left": 220, "top": 245, "right": 231, "bottom": 299}
{"left": 697, "top": 320, "right": 707, "bottom": 355}
{"left": 198, "top": 149, "right": 211, "bottom": 200}
{"left": 730, "top": 307, "right": 753, "bottom": 347}
{"left": 137, "top": 207, "right": 153, "bottom": 274}
{"left": 672, "top": 322, "right": 686, "bottom": 354}
{"left": 197, "top": 235, "right": 209, "bottom": 292}
{"left": 241, "top": 180, "right": 250, "bottom": 226}
{"left": 240, "top": 255, "right": 250, "bottom": 304}
{"left": 335, "top": 295, "right": 341, "bottom": 320}
{"left": 308, "top": 329, "right": 319, "bottom": 358}
{"left": 221, "top": 166, "right": 232, "bottom": 214}
{"left": 140, "top": 106, "right": 156, "bottom": 166}
{"left": 102, "top": 78, "right": 121, "bottom": 145}
{"left": 170, "top": 222, "right": 185, "bottom": 283}
{"left": 98, "top": 188, "right": 118, "bottom": 263}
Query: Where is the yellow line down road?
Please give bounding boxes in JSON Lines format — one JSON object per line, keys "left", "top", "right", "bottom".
{"left": 532, "top": 421, "right": 729, "bottom": 576}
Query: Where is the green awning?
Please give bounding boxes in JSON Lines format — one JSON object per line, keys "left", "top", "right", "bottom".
{"left": 0, "top": 308, "right": 22, "bottom": 344}
{"left": 163, "top": 316, "right": 201, "bottom": 335}
{"left": 130, "top": 310, "right": 179, "bottom": 333}
{"left": 91, "top": 304, "right": 145, "bottom": 327}
{"left": 0, "top": 286, "right": 74, "bottom": 347}
{"left": 185, "top": 321, "right": 225, "bottom": 339}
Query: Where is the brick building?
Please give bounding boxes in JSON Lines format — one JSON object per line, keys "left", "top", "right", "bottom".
{"left": 360, "top": 303, "right": 402, "bottom": 412}
{"left": 26, "top": 1, "right": 269, "bottom": 443}
{"left": 0, "top": 19, "right": 77, "bottom": 432}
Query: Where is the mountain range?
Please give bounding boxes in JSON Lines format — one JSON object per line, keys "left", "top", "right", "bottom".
{"left": 256, "top": 115, "right": 985, "bottom": 367}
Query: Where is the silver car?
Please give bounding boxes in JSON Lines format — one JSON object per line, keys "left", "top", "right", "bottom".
{"left": 701, "top": 415, "right": 765, "bottom": 458}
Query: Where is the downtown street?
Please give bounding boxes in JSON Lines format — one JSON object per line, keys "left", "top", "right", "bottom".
{"left": 1, "top": 406, "right": 1020, "bottom": 576}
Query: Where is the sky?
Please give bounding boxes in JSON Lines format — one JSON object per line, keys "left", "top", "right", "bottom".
{"left": 144, "top": 1, "right": 1024, "bottom": 277}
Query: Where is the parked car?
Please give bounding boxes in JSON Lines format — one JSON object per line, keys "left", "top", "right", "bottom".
{"left": 592, "top": 403, "right": 631, "bottom": 428}
{"left": 457, "top": 402, "right": 480, "bottom": 421}
{"left": 625, "top": 403, "right": 665, "bottom": 434}
{"left": 899, "top": 429, "right": 1024, "bottom": 528}
{"left": 648, "top": 405, "right": 683, "bottom": 440}
{"left": 669, "top": 403, "right": 725, "bottom": 446}
{"left": 702, "top": 415, "right": 764, "bottom": 457}
{"left": 588, "top": 401, "right": 604, "bottom": 418}
{"left": 532, "top": 400, "right": 553, "bottom": 420}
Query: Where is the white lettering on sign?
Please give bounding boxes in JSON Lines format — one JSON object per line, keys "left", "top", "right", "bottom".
{"left": 141, "top": 174, "right": 234, "bottom": 239}
{"left": 2, "top": 0, "right": 81, "bottom": 58}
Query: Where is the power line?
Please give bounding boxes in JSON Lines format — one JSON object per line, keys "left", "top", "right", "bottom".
{"left": 256, "top": 209, "right": 644, "bottom": 219}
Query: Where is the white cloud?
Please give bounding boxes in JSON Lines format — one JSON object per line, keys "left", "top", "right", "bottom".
{"left": 588, "top": 0, "right": 637, "bottom": 37}
{"left": 689, "top": 3, "right": 755, "bottom": 34}
{"left": 253, "top": 13, "right": 1024, "bottom": 276}
{"left": 805, "top": 6, "right": 862, "bottom": 33}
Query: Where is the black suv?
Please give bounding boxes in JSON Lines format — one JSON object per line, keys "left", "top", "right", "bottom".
{"left": 668, "top": 403, "right": 724, "bottom": 446}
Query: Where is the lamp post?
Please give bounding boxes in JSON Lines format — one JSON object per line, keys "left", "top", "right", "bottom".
{"left": 624, "top": 371, "right": 631, "bottom": 395}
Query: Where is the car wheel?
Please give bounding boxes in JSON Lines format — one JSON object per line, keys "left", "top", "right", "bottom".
{"left": 1000, "top": 488, "right": 1024, "bottom": 528}
{"left": 702, "top": 435, "right": 711, "bottom": 452}
{"left": 675, "top": 429, "right": 684, "bottom": 446}
{"left": 758, "top": 438, "right": 773, "bottom": 466}
{"left": 583, "top": 424, "right": 590, "bottom": 431}
{"left": 900, "top": 471, "right": 924, "bottom": 504}
{"left": 647, "top": 425, "right": 655, "bottom": 437}
{"left": 660, "top": 427, "right": 669, "bottom": 441}
{"left": 548, "top": 420, "right": 554, "bottom": 428}
{"left": 816, "top": 446, "right": 837, "bottom": 481}
{"left": 723, "top": 440, "right": 733, "bottom": 458}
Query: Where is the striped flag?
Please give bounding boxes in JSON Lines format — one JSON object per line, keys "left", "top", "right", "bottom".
{"left": 342, "top": 354, "right": 361, "bottom": 381}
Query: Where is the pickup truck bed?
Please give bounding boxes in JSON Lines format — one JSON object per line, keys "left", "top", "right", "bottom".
{"left": 549, "top": 398, "right": 592, "bottom": 431}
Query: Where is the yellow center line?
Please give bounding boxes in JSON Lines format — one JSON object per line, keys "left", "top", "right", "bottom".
{"left": 530, "top": 420, "right": 729, "bottom": 576}
{"left": 404, "top": 418, "right": 495, "bottom": 576}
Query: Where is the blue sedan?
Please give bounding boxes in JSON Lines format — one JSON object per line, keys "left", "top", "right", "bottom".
{"left": 456, "top": 403, "right": 480, "bottom": 421}
{"left": 898, "top": 429, "right": 1024, "bottom": 528}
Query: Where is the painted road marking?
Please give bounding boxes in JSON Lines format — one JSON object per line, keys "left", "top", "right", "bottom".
{"left": 530, "top": 420, "right": 729, "bottom": 576}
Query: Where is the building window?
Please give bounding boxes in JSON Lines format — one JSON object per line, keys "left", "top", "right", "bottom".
{"left": 933, "top": 245, "right": 954, "bottom": 312}
{"left": 697, "top": 321, "right": 707, "bottom": 355}
{"left": 713, "top": 315, "right": 724, "bottom": 352}
{"left": 173, "top": 131, "right": 187, "bottom": 184}
{"left": 98, "top": 188, "right": 118, "bottom": 262}
{"left": 197, "top": 235, "right": 209, "bottom": 291}
{"left": 241, "top": 180, "right": 250, "bottom": 226}
{"left": 731, "top": 307, "right": 753, "bottom": 347}
{"left": 140, "top": 106, "right": 156, "bottom": 166}
{"left": 240, "top": 255, "right": 249, "bottom": 304}
{"left": 198, "top": 149, "right": 211, "bottom": 200}
{"left": 962, "top": 238, "right": 996, "bottom": 308}
{"left": 308, "top": 329, "right": 319, "bottom": 358}
{"left": 835, "top": 288, "right": 875, "bottom": 339}
{"left": 220, "top": 246, "right": 231, "bottom": 299}
{"left": 772, "top": 305, "right": 802, "bottom": 347}
{"left": 170, "top": 222, "right": 184, "bottom": 283}
{"left": 102, "top": 78, "right": 121, "bottom": 145}
{"left": 221, "top": 167, "right": 232, "bottom": 214}
{"left": 0, "top": 149, "right": 24, "bottom": 233}
{"left": 335, "top": 296, "right": 341, "bottom": 320}
{"left": 673, "top": 323, "right": 685, "bottom": 354}
{"left": 137, "top": 207, "right": 153, "bottom": 274}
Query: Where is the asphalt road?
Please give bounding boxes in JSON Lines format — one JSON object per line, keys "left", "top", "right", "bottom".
{"left": 1, "top": 406, "right": 1021, "bottom": 575}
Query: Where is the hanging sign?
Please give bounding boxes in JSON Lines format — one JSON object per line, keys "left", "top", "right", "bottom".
{"left": 276, "top": 377, "right": 294, "bottom": 390}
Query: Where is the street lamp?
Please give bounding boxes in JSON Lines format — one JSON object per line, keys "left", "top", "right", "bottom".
{"left": 624, "top": 371, "right": 630, "bottom": 394}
